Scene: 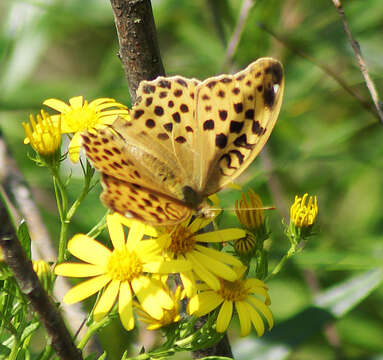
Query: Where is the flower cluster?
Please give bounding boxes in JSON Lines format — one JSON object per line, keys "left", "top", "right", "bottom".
{"left": 55, "top": 212, "right": 273, "bottom": 337}
{"left": 23, "top": 96, "right": 130, "bottom": 164}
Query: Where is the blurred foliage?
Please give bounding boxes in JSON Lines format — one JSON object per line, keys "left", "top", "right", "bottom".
{"left": 1, "top": 0, "right": 383, "bottom": 359}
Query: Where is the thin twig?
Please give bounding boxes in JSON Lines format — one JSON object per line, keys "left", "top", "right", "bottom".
{"left": 0, "top": 193, "right": 83, "bottom": 360}
{"left": 331, "top": 0, "right": 383, "bottom": 124}
{"left": 222, "top": 0, "right": 254, "bottom": 72}
{"left": 206, "top": 0, "right": 228, "bottom": 48}
{"left": 258, "top": 22, "right": 379, "bottom": 119}
{"left": 109, "top": 0, "right": 165, "bottom": 103}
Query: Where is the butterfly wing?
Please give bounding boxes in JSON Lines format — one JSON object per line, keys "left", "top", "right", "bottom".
{"left": 194, "top": 57, "right": 284, "bottom": 195}
{"left": 82, "top": 76, "right": 202, "bottom": 224}
{"left": 101, "top": 174, "right": 192, "bottom": 225}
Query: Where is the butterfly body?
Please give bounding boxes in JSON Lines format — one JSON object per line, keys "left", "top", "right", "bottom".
{"left": 83, "top": 58, "right": 284, "bottom": 225}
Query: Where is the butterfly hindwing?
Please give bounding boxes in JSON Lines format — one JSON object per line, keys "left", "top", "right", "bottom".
{"left": 101, "top": 174, "right": 192, "bottom": 225}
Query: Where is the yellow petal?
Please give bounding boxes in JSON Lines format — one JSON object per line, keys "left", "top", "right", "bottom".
{"left": 195, "top": 228, "right": 246, "bottom": 243}
{"left": 193, "top": 292, "right": 222, "bottom": 317}
{"left": 69, "top": 96, "right": 84, "bottom": 109}
{"left": 248, "top": 296, "right": 274, "bottom": 329}
{"left": 193, "top": 249, "right": 237, "bottom": 282}
{"left": 248, "top": 303, "right": 265, "bottom": 336}
{"left": 54, "top": 263, "right": 105, "bottom": 277}
{"left": 67, "top": 234, "right": 111, "bottom": 266}
{"left": 236, "top": 301, "right": 251, "bottom": 336}
{"left": 187, "top": 252, "right": 220, "bottom": 290}
{"left": 43, "top": 98, "right": 71, "bottom": 113}
{"left": 131, "top": 276, "right": 171, "bottom": 319}
{"left": 180, "top": 270, "right": 196, "bottom": 297}
{"left": 63, "top": 274, "right": 110, "bottom": 304}
{"left": 93, "top": 280, "right": 120, "bottom": 321}
{"left": 195, "top": 244, "right": 243, "bottom": 267}
{"left": 127, "top": 220, "right": 145, "bottom": 249}
{"left": 142, "top": 259, "right": 192, "bottom": 274}
{"left": 216, "top": 300, "right": 232, "bottom": 333}
{"left": 136, "top": 240, "right": 162, "bottom": 259}
{"left": 107, "top": 214, "right": 125, "bottom": 250}
{"left": 68, "top": 132, "right": 82, "bottom": 163}
{"left": 92, "top": 100, "right": 124, "bottom": 110}
{"left": 187, "top": 295, "right": 200, "bottom": 315}
{"left": 245, "top": 278, "right": 267, "bottom": 289}
{"left": 116, "top": 214, "right": 159, "bottom": 237}
{"left": 119, "top": 282, "right": 134, "bottom": 330}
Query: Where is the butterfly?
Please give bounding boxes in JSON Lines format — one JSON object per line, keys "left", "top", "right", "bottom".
{"left": 82, "top": 57, "right": 284, "bottom": 225}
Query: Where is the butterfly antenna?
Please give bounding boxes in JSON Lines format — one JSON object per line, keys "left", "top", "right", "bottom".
{"left": 209, "top": 206, "right": 275, "bottom": 212}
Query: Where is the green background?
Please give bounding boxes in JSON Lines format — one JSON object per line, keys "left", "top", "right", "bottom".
{"left": 1, "top": 0, "right": 383, "bottom": 359}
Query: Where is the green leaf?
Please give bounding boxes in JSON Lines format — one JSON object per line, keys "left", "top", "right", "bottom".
{"left": 20, "top": 322, "right": 40, "bottom": 343}
{"left": 0, "top": 344, "right": 11, "bottom": 358}
{"left": 84, "top": 352, "right": 99, "bottom": 360}
{"left": 17, "top": 220, "right": 31, "bottom": 259}
{"left": 314, "top": 269, "right": 383, "bottom": 318}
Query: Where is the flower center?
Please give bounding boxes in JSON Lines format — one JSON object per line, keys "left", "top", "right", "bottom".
{"left": 161, "top": 307, "right": 178, "bottom": 326}
{"left": 167, "top": 226, "right": 195, "bottom": 255}
{"left": 106, "top": 246, "right": 143, "bottom": 282}
{"left": 218, "top": 279, "right": 249, "bottom": 302}
{"left": 65, "top": 106, "right": 98, "bottom": 132}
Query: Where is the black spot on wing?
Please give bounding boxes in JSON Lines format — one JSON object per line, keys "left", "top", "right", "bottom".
{"left": 263, "top": 84, "right": 275, "bottom": 108}
{"left": 216, "top": 134, "right": 228, "bottom": 149}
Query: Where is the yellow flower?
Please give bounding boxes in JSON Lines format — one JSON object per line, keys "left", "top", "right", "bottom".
{"left": 43, "top": 96, "right": 130, "bottom": 163}
{"left": 23, "top": 110, "right": 61, "bottom": 156}
{"left": 188, "top": 268, "right": 273, "bottom": 337}
{"left": 33, "top": 260, "right": 53, "bottom": 292}
{"left": 135, "top": 283, "right": 184, "bottom": 330}
{"left": 54, "top": 213, "right": 190, "bottom": 330}
{"left": 235, "top": 189, "right": 265, "bottom": 229}
{"left": 290, "top": 193, "right": 318, "bottom": 228}
{"left": 156, "top": 216, "right": 246, "bottom": 297}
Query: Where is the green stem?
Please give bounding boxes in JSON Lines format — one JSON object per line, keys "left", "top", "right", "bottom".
{"left": 37, "top": 344, "right": 53, "bottom": 360}
{"left": 0, "top": 310, "right": 19, "bottom": 339}
{"left": 264, "top": 243, "right": 297, "bottom": 282}
{"left": 52, "top": 169, "right": 69, "bottom": 264}
{"left": 66, "top": 170, "right": 91, "bottom": 223}
{"left": 77, "top": 317, "right": 110, "bottom": 350}
{"left": 8, "top": 337, "right": 20, "bottom": 360}
{"left": 54, "top": 164, "right": 92, "bottom": 263}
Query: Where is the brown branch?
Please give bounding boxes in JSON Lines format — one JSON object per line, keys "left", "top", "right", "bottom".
{"left": 0, "top": 193, "right": 83, "bottom": 360}
{"left": 258, "top": 22, "right": 379, "bottom": 119}
{"left": 109, "top": 0, "right": 165, "bottom": 103}
{"left": 331, "top": 0, "right": 383, "bottom": 124}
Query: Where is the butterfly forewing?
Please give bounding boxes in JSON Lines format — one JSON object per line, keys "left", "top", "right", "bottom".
{"left": 194, "top": 57, "right": 284, "bottom": 195}
{"left": 129, "top": 76, "right": 201, "bottom": 187}
{"left": 82, "top": 124, "right": 176, "bottom": 197}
